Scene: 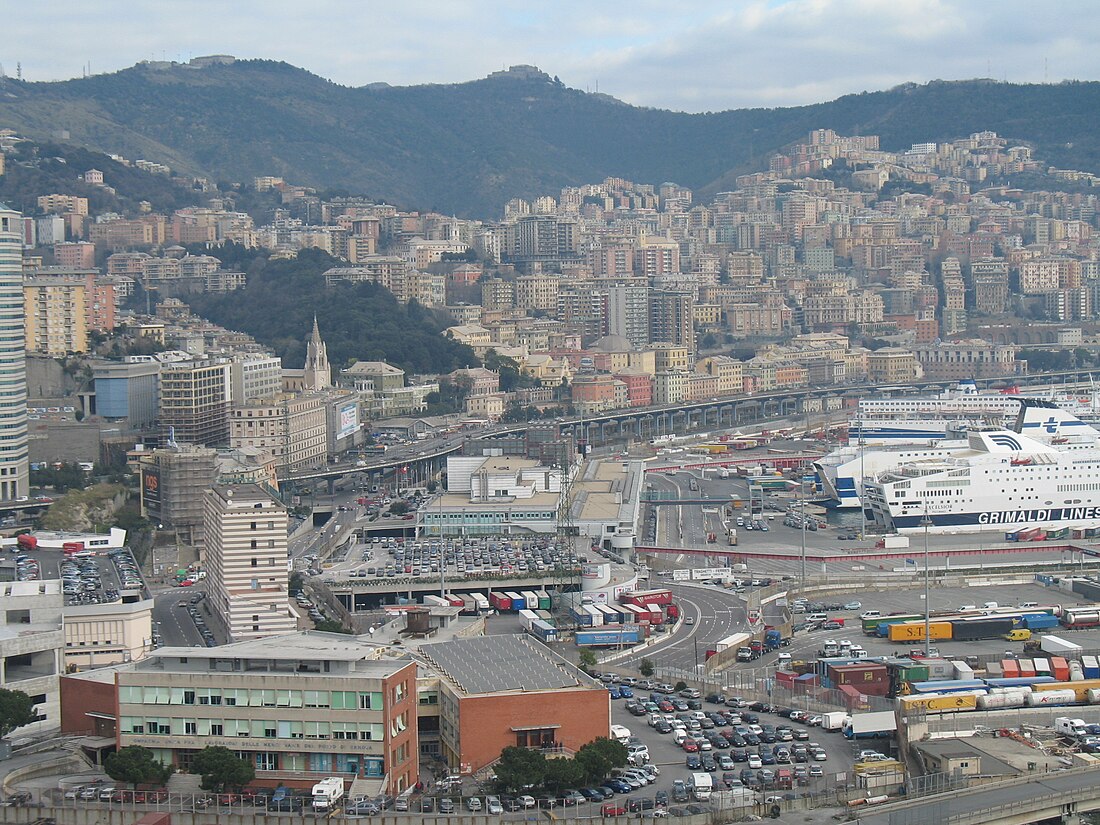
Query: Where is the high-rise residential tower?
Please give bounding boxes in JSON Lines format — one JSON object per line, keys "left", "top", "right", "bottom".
{"left": 0, "top": 205, "right": 29, "bottom": 501}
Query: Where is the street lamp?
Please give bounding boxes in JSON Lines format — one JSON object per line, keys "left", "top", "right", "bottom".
{"left": 799, "top": 479, "right": 807, "bottom": 585}
{"left": 921, "top": 507, "right": 933, "bottom": 657}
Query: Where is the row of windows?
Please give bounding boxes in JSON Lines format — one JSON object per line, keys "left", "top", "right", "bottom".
{"left": 119, "top": 716, "right": 386, "bottom": 741}
{"left": 118, "top": 686, "right": 384, "bottom": 710}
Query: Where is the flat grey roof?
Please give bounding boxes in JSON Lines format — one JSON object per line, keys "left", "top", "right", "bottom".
{"left": 419, "top": 634, "right": 596, "bottom": 696}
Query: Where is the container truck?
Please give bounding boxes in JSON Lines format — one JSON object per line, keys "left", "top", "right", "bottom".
{"left": 1041, "top": 635, "right": 1084, "bottom": 655}
{"left": 842, "top": 711, "right": 897, "bottom": 739}
{"left": 575, "top": 627, "right": 642, "bottom": 647}
{"left": 1083, "top": 656, "right": 1100, "bottom": 679}
{"left": 311, "top": 777, "right": 345, "bottom": 811}
{"left": 714, "top": 632, "right": 753, "bottom": 653}
{"left": 529, "top": 619, "right": 558, "bottom": 643}
{"left": 950, "top": 617, "right": 1014, "bottom": 641}
{"left": 821, "top": 711, "right": 850, "bottom": 731}
{"left": 727, "top": 528, "right": 738, "bottom": 546}
{"left": 882, "top": 536, "right": 909, "bottom": 549}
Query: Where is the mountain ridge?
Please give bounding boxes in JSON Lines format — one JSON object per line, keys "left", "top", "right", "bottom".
{"left": 2, "top": 60, "right": 1099, "bottom": 216}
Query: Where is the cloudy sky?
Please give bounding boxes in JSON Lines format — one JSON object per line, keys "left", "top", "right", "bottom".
{"left": 3, "top": 1, "right": 1097, "bottom": 112}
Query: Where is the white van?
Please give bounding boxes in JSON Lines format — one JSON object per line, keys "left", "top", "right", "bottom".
{"left": 859, "top": 610, "right": 882, "bottom": 621}
{"left": 611, "top": 724, "right": 631, "bottom": 744}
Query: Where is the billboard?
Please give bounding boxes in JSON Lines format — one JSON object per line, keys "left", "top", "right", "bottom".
{"left": 337, "top": 401, "right": 359, "bottom": 440}
{"left": 141, "top": 466, "right": 161, "bottom": 515}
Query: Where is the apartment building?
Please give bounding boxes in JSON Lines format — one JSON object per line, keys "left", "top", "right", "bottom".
{"left": 649, "top": 290, "right": 695, "bottom": 351}
{"left": 515, "top": 274, "right": 559, "bottom": 312}
{"left": 23, "top": 276, "right": 87, "bottom": 355}
{"left": 140, "top": 444, "right": 220, "bottom": 549}
{"left": 229, "top": 353, "right": 284, "bottom": 403}
{"left": 0, "top": 581, "right": 64, "bottom": 736}
{"left": 0, "top": 206, "right": 28, "bottom": 502}
{"left": 605, "top": 281, "right": 650, "bottom": 350}
{"left": 204, "top": 484, "right": 295, "bottom": 642}
{"left": 230, "top": 393, "right": 327, "bottom": 477}
{"left": 914, "top": 340, "right": 1022, "bottom": 380}
{"left": 67, "top": 633, "right": 418, "bottom": 790}
{"left": 158, "top": 359, "right": 232, "bottom": 446}
{"left": 866, "top": 348, "right": 923, "bottom": 383}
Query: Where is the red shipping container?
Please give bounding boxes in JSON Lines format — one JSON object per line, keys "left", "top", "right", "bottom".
{"left": 1002, "top": 659, "right": 1020, "bottom": 678}
{"left": 1051, "top": 656, "right": 1071, "bottom": 682}
{"left": 1018, "top": 658, "right": 1036, "bottom": 678}
{"left": 776, "top": 670, "right": 797, "bottom": 687}
{"left": 827, "top": 664, "right": 888, "bottom": 687}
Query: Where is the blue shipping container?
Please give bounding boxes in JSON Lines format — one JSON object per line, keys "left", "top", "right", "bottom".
{"left": 1019, "top": 614, "right": 1060, "bottom": 630}
{"left": 576, "top": 628, "right": 642, "bottom": 647}
{"left": 984, "top": 676, "right": 1058, "bottom": 689}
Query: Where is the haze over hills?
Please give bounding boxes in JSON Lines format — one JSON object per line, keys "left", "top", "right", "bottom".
{"left": 2, "top": 59, "right": 1100, "bottom": 216}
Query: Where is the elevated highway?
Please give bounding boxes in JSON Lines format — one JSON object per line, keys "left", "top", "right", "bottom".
{"left": 280, "top": 370, "right": 1100, "bottom": 490}
{"left": 855, "top": 765, "right": 1100, "bottom": 825}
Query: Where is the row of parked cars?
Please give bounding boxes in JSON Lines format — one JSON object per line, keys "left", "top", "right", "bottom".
{"left": 181, "top": 592, "right": 216, "bottom": 646}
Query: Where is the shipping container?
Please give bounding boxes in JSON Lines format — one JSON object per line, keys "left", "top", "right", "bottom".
{"left": 838, "top": 684, "right": 871, "bottom": 710}
{"left": 826, "top": 664, "right": 888, "bottom": 687}
{"left": 897, "top": 692, "right": 981, "bottom": 713}
{"left": 1034, "top": 679, "right": 1100, "bottom": 702}
{"left": 489, "top": 592, "right": 512, "bottom": 611}
{"left": 459, "top": 596, "right": 478, "bottom": 616}
{"left": 570, "top": 606, "right": 594, "bottom": 627}
{"left": 1019, "top": 614, "right": 1060, "bottom": 630}
{"left": 1051, "top": 657, "right": 1071, "bottom": 682}
{"left": 473, "top": 593, "right": 490, "bottom": 613}
{"left": 984, "top": 677, "right": 1056, "bottom": 689}
{"left": 529, "top": 619, "right": 558, "bottom": 643}
{"left": 903, "top": 679, "right": 987, "bottom": 695}
{"left": 536, "top": 590, "right": 551, "bottom": 611}
{"left": 985, "top": 662, "right": 1003, "bottom": 679}
{"left": 1025, "top": 689, "right": 1077, "bottom": 706}
{"left": 887, "top": 621, "right": 953, "bottom": 642}
{"left": 924, "top": 659, "right": 955, "bottom": 680}
{"left": 1083, "top": 656, "right": 1100, "bottom": 679}
{"left": 952, "top": 661, "right": 975, "bottom": 680}
{"left": 1034, "top": 658, "right": 1052, "bottom": 679}
{"left": 522, "top": 591, "right": 539, "bottom": 613}
{"left": 1002, "top": 659, "right": 1020, "bottom": 678}
{"left": 446, "top": 596, "right": 466, "bottom": 608}
{"left": 518, "top": 609, "right": 540, "bottom": 630}
{"left": 776, "top": 670, "right": 798, "bottom": 687}
{"left": 585, "top": 604, "right": 605, "bottom": 627}
{"left": 619, "top": 589, "right": 673, "bottom": 607}
{"left": 575, "top": 626, "right": 642, "bottom": 647}
{"left": 596, "top": 603, "right": 621, "bottom": 624}
{"left": 949, "top": 617, "right": 1015, "bottom": 641}
{"left": 1018, "top": 658, "right": 1036, "bottom": 678}
{"left": 507, "top": 591, "right": 526, "bottom": 611}
{"left": 863, "top": 614, "right": 923, "bottom": 635}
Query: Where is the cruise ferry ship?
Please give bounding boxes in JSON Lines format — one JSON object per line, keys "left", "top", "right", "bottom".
{"left": 851, "top": 380, "right": 1100, "bottom": 445}
{"left": 863, "top": 422, "right": 1100, "bottom": 535}
{"left": 817, "top": 400, "right": 1100, "bottom": 510}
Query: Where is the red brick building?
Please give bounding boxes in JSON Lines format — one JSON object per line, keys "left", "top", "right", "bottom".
{"left": 419, "top": 635, "right": 610, "bottom": 775}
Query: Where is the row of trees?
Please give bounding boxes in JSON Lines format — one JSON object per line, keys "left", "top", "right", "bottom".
{"left": 106, "top": 745, "right": 254, "bottom": 793}
{"left": 494, "top": 737, "right": 628, "bottom": 796}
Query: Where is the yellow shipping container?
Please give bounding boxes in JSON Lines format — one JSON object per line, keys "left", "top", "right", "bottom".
{"left": 887, "top": 621, "right": 952, "bottom": 642}
{"left": 898, "top": 693, "right": 978, "bottom": 712}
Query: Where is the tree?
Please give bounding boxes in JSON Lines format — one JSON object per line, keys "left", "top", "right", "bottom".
{"left": 574, "top": 737, "right": 627, "bottom": 785}
{"left": 578, "top": 649, "right": 597, "bottom": 672}
{"left": 105, "top": 746, "right": 170, "bottom": 786}
{"left": 674, "top": 681, "right": 687, "bottom": 693}
{"left": 493, "top": 746, "right": 546, "bottom": 794}
{"left": 543, "top": 757, "right": 586, "bottom": 795}
{"left": 582, "top": 737, "right": 628, "bottom": 771}
{"left": 639, "top": 658, "right": 655, "bottom": 678}
{"left": 314, "top": 619, "right": 351, "bottom": 634}
{"left": 191, "top": 746, "right": 254, "bottom": 792}
{"left": 0, "top": 688, "right": 34, "bottom": 738}
{"left": 389, "top": 501, "right": 410, "bottom": 516}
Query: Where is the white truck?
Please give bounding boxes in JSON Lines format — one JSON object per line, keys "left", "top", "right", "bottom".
{"left": 882, "top": 535, "right": 910, "bottom": 549}
{"left": 691, "top": 772, "right": 713, "bottom": 801}
{"left": 821, "top": 711, "right": 849, "bottom": 731}
{"left": 843, "top": 711, "right": 898, "bottom": 740}
{"left": 311, "top": 777, "right": 345, "bottom": 812}
{"left": 1055, "top": 717, "right": 1088, "bottom": 738}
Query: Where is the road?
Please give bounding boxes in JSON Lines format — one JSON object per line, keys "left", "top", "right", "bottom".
{"left": 151, "top": 588, "right": 207, "bottom": 648}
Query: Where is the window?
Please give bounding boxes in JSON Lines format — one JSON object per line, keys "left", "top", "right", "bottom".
{"left": 393, "top": 682, "right": 406, "bottom": 703}
{"left": 251, "top": 558, "right": 257, "bottom": 567}
{"left": 418, "top": 691, "right": 439, "bottom": 706}
{"left": 359, "top": 691, "right": 383, "bottom": 711}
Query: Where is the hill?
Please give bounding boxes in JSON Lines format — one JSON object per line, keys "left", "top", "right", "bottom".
{"left": 182, "top": 247, "right": 479, "bottom": 377}
{"left": 2, "top": 61, "right": 1100, "bottom": 216}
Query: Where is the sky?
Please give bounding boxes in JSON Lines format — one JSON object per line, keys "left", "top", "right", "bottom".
{"left": 3, "top": 1, "right": 1099, "bottom": 112}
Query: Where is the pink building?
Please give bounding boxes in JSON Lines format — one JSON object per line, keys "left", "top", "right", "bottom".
{"left": 54, "top": 242, "right": 96, "bottom": 269}
{"left": 83, "top": 169, "right": 104, "bottom": 185}
{"left": 612, "top": 371, "right": 653, "bottom": 407}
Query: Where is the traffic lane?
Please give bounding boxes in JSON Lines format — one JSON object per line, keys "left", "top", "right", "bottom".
{"left": 627, "top": 585, "right": 747, "bottom": 671}
{"left": 152, "top": 590, "right": 206, "bottom": 648}
{"left": 609, "top": 695, "right": 860, "bottom": 803}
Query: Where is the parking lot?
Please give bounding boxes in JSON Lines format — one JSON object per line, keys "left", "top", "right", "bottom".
{"left": 8, "top": 546, "right": 147, "bottom": 607}
{"left": 606, "top": 683, "right": 882, "bottom": 811}
{"left": 322, "top": 536, "right": 584, "bottom": 582}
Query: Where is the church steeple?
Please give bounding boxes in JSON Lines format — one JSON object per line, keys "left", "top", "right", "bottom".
{"left": 303, "top": 316, "right": 331, "bottom": 391}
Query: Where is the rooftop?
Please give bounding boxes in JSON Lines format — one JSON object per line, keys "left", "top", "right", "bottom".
{"left": 146, "top": 631, "right": 403, "bottom": 668}
{"left": 419, "top": 634, "right": 598, "bottom": 696}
